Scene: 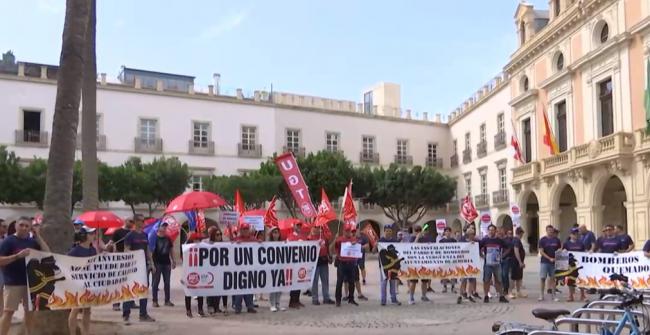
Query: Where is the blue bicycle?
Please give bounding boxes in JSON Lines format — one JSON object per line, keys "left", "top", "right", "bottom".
{"left": 594, "top": 274, "right": 648, "bottom": 335}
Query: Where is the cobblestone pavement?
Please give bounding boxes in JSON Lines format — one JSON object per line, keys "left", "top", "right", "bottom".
{"left": 84, "top": 258, "right": 585, "bottom": 335}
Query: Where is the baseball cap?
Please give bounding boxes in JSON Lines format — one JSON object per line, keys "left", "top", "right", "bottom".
{"left": 80, "top": 226, "right": 96, "bottom": 234}
{"left": 73, "top": 219, "right": 84, "bottom": 226}
{"left": 344, "top": 224, "right": 354, "bottom": 232}
{"left": 570, "top": 228, "right": 579, "bottom": 234}
{"left": 240, "top": 222, "right": 251, "bottom": 230}
{"left": 384, "top": 224, "right": 394, "bottom": 230}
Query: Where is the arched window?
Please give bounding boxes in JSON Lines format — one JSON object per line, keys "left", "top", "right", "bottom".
{"left": 600, "top": 23, "right": 609, "bottom": 43}
{"left": 521, "top": 76, "right": 529, "bottom": 92}
{"left": 556, "top": 53, "right": 564, "bottom": 71}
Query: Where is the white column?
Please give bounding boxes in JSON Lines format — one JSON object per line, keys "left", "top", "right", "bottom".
{"left": 623, "top": 201, "right": 649, "bottom": 248}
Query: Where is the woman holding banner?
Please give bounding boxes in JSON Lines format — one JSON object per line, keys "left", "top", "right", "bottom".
{"left": 184, "top": 232, "right": 206, "bottom": 318}
{"left": 67, "top": 226, "right": 97, "bottom": 335}
{"left": 204, "top": 226, "right": 229, "bottom": 315}
{"left": 267, "top": 227, "right": 287, "bottom": 312}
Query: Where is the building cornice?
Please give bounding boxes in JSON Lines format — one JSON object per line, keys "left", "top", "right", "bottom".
{"left": 509, "top": 89, "right": 538, "bottom": 107}
{"left": 447, "top": 80, "right": 509, "bottom": 126}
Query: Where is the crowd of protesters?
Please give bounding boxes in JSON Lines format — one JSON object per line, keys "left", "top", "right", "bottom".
{"left": 0, "top": 214, "right": 647, "bottom": 335}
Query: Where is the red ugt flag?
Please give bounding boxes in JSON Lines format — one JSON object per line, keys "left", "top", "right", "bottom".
{"left": 275, "top": 153, "right": 317, "bottom": 218}
{"left": 317, "top": 188, "right": 337, "bottom": 221}
{"left": 342, "top": 182, "right": 357, "bottom": 226}
{"left": 264, "top": 196, "right": 279, "bottom": 227}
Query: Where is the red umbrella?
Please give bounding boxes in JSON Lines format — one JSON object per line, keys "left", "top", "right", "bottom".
{"left": 165, "top": 191, "right": 226, "bottom": 214}
{"left": 76, "top": 211, "right": 124, "bottom": 229}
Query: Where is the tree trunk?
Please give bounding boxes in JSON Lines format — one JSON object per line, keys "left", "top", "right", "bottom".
{"left": 81, "top": 0, "right": 98, "bottom": 211}
{"left": 38, "top": 0, "right": 90, "bottom": 334}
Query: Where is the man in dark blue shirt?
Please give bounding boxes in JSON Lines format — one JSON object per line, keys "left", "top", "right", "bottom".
{"left": 439, "top": 227, "right": 457, "bottom": 293}
{"left": 480, "top": 224, "right": 509, "bottom": 304}
{"left": 122, "top": 215, "right": 155, "bottom": 325}
{"left": 578, "top": 224, "right": 596, "bottom": 251}
{"left": 594, "top": 225, "right": 621, "bottom": 254}
{"left": 538, "top": 225, "right": 561, "bottom": 302}
{"left": 0, "top": 216, "right": 49, "bottom": 335}
{"left": 614, "top": 225, "right": 634, "bottom": 252}
{"left": 644, "top": 240, "right": 650, "bottom": 258}
{"left": 376, "top": 224, "right": 401, "bottom": 306}
{"left": 68, "top": 226, "right": 98, "bottom": 335}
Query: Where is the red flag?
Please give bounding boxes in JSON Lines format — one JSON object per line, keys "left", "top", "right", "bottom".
{"left": 510, "top": 119, "right": 524, "bottom": 163}
{"left": 264, "top": 196, "right": 279, "bottom": 227}
{"left": 542, "top": 107, "right": 560, "bottom": 155}
{"left": 234, "top": 189, "right": 245, "bottom": 215}
{"left": 317, "top": 188, "right": 337, "bottom": 221}
{"left": 460, "top": 195, "right": 478, "bottom": 223}
{"left": 274, "top": 153, "right": 317, "bottom": 218}
{"left": 342, "top": 181, "right": 357, "bottom": 226}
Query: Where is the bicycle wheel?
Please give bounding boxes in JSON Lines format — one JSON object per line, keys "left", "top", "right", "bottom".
{"left": 497, "top": 331, "right": 528, "bottom": 335}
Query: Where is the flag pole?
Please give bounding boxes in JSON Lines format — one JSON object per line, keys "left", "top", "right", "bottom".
{"left": 336, "top": 183, "right": 348, "bottom": 236}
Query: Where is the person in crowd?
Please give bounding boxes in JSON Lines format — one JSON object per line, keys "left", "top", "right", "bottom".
{"left": 578, "top": 224, "right": 596, "bottom": 251}
{"left": 644, "top": 239, "right": 650, "bottom": 258}
{"left": 6, "top": 221, "right": 15, "bottom": 237}
{"left": 593, "top": 224, "right": 621, "bottom": 254}
{"left": 509, "top": 227, "right": 527, "bottom": 299}
{"left": 233, "top": 223, "right": 259, "bottom": 313}
{"left": 408, "top": 225, "right": 434, "bottom": 304}
{"left": 347, "top": 228, "right": 369, "bottom": 301}
{"left": 563, "top": 228, "right": 586, "bottom": 301}
{"left": 111, "top": 218, "right": 133, "bottom": 311}
{"left": 375, "top": 224, "right": 401, "bottom": 306}
{"left": 151, "top": 222, "right": 176, "bottom": 308}
{"left": 308, "top": 224, "right": 334, "bottom": 306}
{"left": 204, "top": 226, "right": 228, "bottom": 314}
{"left": 122, "top": 215, "right": 155, "bottom": 324}
{"left": 0, "top": 219, "right": 7, "bottom": 314}
{"left": 0, "top": 216, "right": 50, "bottom": 335}
{"left": 538, "top": 225, "right": 562, "bottom": 302}
{"left": 286, "top": 221, "right": 306, "bottom": 309}
{"left": 480, "top": 224, "right": 509, "bottom": 303}
{"left": 184, "top": 231, "right": 206, "bottom": 318}
{"left": 458, "top": 226, "right": 479, "bottom": 304}
{"left": 266, "top": 227, "right": 287, "bottom": 312}
{"left": 439, "top": 227, "right": 457, "bottom": 293}
{"left": 499, "top": 228, "right": 514, "bottom": 298}
{"left": 614, "top": 225, "right": 634, "bottom": 252}
{"left": 68, "top": 226, "right": 97, "bottom": 335}
{"left": 334, "top": 224, "right": 359, "bottom": 307}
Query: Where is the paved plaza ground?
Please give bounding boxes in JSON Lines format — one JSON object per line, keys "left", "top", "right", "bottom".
{"left": 66, "top": 257, "right": 586, "bottom": 335}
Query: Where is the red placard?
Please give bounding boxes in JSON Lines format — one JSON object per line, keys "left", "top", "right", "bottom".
{"left": 275, "top": 153, "right": 317, "bottom": 218}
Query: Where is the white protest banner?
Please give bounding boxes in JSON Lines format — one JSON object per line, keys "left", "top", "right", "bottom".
{"left": 340, "top": 242, "right": 362, "bottom": 259}
{"left": 26, "top": 250, "right": 148, "bottom": 311}
{"left": 220, "top": 211, "right": 239, "bottom": 226}
{"left": 571, "top": 251, "right": 650, "bottom": 289}
{"left": 242, "top": 215, "right": 265, "bottom": 231}
{"left": 182, "top": 241, "right": 320, "bottom": 296}
{"left": 377, "top": 242, "right": 481, "bottom": 280}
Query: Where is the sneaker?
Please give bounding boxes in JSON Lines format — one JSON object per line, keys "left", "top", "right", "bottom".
{"left": 270, "top": 306, "right": 278, "bottom": 312}
{"left": 312, "top": 301, "right": 321, "bottom": 306}
{"left": 421, "top": 296, "right": 430, "bottom": 302}
{"left": 198, "top": 311, "right": 206, "bottom": 317}
{"left": 304, "top": 290, "right": 312, "bottom": 296}
{"left": 538, "top": 296, "right": 544, "bottom": 302}
{"left": 348, "top": 300, "right": 359, "bottom": 306}
{"left": 408, "top": 299, "right": 416, "bottom": 305}
{"left": 323, "top": 299, "right": 335, "bottom": 305}
{"left": 508, "top": 293, "right": 517, "bottom": 299}
{"left": 442, "top": 287, "right": 448, "bottom": 293}
{"left": 335, "top": 301, "right": 341, "bottom": 307}
{"left": 186, "top": 311, "right": 193, "bottom": 318}
{"left": 113, "top": 305, "right": 121, "bottom": 312}
{"left": 381, "top": 302, "right": 386, "bottom": 306}
{"left": 391, "top": 301, "right": 402, "bottom": 306}
{"left": 279, "top": 306, "right": 286, "bottom": 311}
{"left": 234, "top": 309, "right": 242, "bottom": 314}
{"left": 472, "top": 292, "right": 480, "bottom": 299}
{"left": 484, "top": 296, "right": 489, "bottom": 303}
{"left": 152, "top": 301, "right": 160, "bottom": 308}
{"left": 499, "top": 296, "right": 509, "bottom": 303}
{"left": 487, "top": 292, "right": 494, "bottom": 298}
{"left": 451, "top": 286, "right": 457, "bottom": 293}
{"left": 247, "top": 308, "right": 257, "bottom": 313}
{"left": 297, "top": 302, "right": 305, "bottom": 308}
{"left": 552, "top": 297, "right": 560, "bottom": 302}
{"left": 456, "top": 296, "right": 462, "bottom": 304}
{"left": 517, "top": 292, "right": 528, "bottom": 298}
{"left": 164, "top": 301, "right": 175, "bottom": 307}
{"left": 468, "top": 296, "right": 476, "bottom": 303}
{"left": 123, "top": 316, "right": 130, "bottom": 326}
{"left": 139, "top": 315, "right": 156, "bottom": 322}
{"left": 358, "top": 295, "right": 368, "bottom": 301}
{"left": 427, "top": 287, "right": 435, "bottom": 293}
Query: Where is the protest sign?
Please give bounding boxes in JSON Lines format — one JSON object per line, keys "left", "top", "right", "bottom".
{"left": 571, "top": 251, "right": 650, "bottom": 289}
{"left": 377, "top": 242, "right": 481, "bottom": 280}
{"left": 243, "top": 215, "right": 265, "bottom": 231}
{"left": 340, "top": 242, "right": 363, "bottom": 259}
{"left": 182, "top": 241, "right": 320, "bottom": 296}
{"left": 26, "top": 250, "right": 148, "bottom": 311}
{"left": 275, "top": 153, "right": 317, "bottom": 218}
{"left": 554, "top": 250, "right": 569, "bottom": 271}
{"left": 220, "top": 211, "right": 239, "bottom": 226}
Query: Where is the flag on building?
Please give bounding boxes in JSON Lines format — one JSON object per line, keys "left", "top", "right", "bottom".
{"left": 542, "top": 107, "right": 560, "bottom": 155}
{"left": 317, "top": 188, "right": 337, "bottom": 221}
{"left": 645, "top": 59, "right": 650, "bottom": 134}
{"left": 264, "top": 196, "right": 279, "bottom": 227}
{"left": 342, "top": 181, "right": 357, "bottom": 226}
{"left": 460, "top": 195, "right": 478, "bottom": 223}
{"left": 234, "top": 189, "right": 245, "bottom": 215}
{"left": 510, "top": 119, "right": 524, "bottom": 163}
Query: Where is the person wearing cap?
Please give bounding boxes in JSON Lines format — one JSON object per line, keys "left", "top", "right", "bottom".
{"left": 613, "top": 225, "right": 634, "bottom": 253}
{"left": 286, "top": 221, "right": 307, "bottom": 309}
{"left": 267, "top": 227, "right": 287, "bottom": 312}
{"left": 67, "top": 226, "right": 97, "bottom": 335}
{"left": 563, "top": 228, "right": 586, "bottom": 301}
{"left": 0, "top": 216, "right": 50, "bottom": 335}
{"left": 151, "top": 222, "right": 176, "bottom": 308}
{"left": 376, "top": 224, "right": 401, "bottom": 306}
{"left": 122, "top": 214, "right": 155, "bottom": 324}
{"left": 593, "top": 224, "right": 621, "bottom": 254}
{"left": 538, "top": 225, "right": 562, "bottom": 302}
{"left": 308, "top": 224, "right": 334, "bottom": 306}
{"left": 232, "top": 223, "right": 259, "bottom": 314}
{"left": 334, "top": 224, "right": 359, "bottom": 307}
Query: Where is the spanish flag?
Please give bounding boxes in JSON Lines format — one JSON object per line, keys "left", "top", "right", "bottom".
{"left": 542, "top": 107, "right": 560, "bottom": 155}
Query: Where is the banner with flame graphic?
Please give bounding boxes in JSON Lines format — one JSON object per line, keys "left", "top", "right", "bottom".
{"left": 26, "top": 250, "right": 148, "bottom": 311}
{"left": 377, "top": 242, "right": 482, "bottom": 280}
{"left": 571, "top": 251, "right": 650, "bottom": 290}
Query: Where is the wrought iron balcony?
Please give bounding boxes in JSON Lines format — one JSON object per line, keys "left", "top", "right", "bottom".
{"left": 425, "top": 157, "right": 443, "bottom": 168}
{"left": 462, "top": 148, "right": 472, "bottom": 164}
{"left": 238, "top": 143, "right": 263, "bottom": 158}
{"left": 188, "top": 140, "right": 215, "bottom": 155}
{"left": 359, "top": 151, "right": 379, "bottom": 164}
{"left": 394, "top": 154, "right": 413, "bottom": 166}
{"left": 492, "top": 189, "right": 509, "bottom": 206}
{"left": 450, "top": 154, "right": 458, "bottom": 168}
{"left": 76, "top": 134, "right": 106, "bottom": 151}
{"left": 494, "top": 131, "right": 506, "bottom": 151}
{"left": 474, "top": 193, "right": 490, "bottom": 209}
{"left": 476, "top": 140, "right": 487, "bottom": 158}
{"left": 283, "top": 146, "right": 306, "bottom": 158}
{"left": 134, "top": 137, "right": 163, "bottom": 153}
{"left": 15, "top": 130, "right": 48, "bottom": 147}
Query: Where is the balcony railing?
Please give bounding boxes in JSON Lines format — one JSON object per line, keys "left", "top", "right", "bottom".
{"left": 450, "top": 154, "right": 458, "bottom": 168}
{"left": 636, "top": 128, "right": 650, "bottom": 151}
{"left": 76, "top": 134, "right": 107, "bottom": 151}
{"left": 15, "top": 130, "right": 48, "bottom": 147}
{"left": 492, "top": 189, "right": 509, "bottom": 206}
{"left": 512, "top": 161, "right": 540, "bottom": 185}
{"left": 462, "top": 148, "right": 472, "bottom": 164}
{"left": 394, "top": 154, "right": 413, "bottom": 166}
{"left": 238, "top": 143, "right": 263, "bottom": 158}
{"left": 425, "top": 157, "right": 443, "bottom": 168}
{"left": 474, "top": 194, "right": 490, "bottom": 209}
{"left": 359, "top": 151, "right": 380, "bottom": 164}
{"left": 134, "top": 137, "right": 163, "bottom": 153}
{"left": 494, "top": 131, "right": 506, "bottom": 150}
{"left": 283, "top": 146, "right": 306, "bottom": 158}
{"left": 476, "top": 140, "right": 487, "bottom": 158}
{"left": 188, "top": 140, "right": 215, "bottom": 155}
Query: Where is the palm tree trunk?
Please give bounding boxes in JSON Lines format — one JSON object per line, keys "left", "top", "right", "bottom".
{"left": 81, "top": 0, "right": 98, "bottom": 211}
{"left": 38, "top": 0, "right": 89, "bottom": 334}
